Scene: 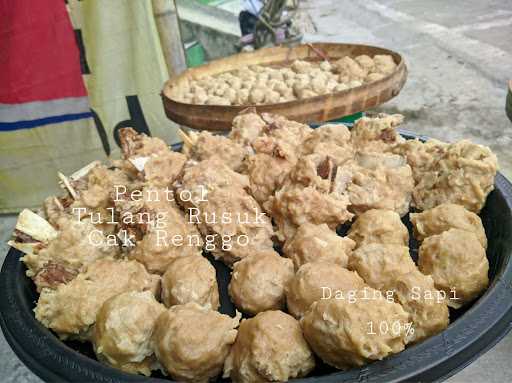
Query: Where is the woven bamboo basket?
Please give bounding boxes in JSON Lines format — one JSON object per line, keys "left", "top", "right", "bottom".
{"left": 161, "top": 43, "right": 407, "bottom": 131}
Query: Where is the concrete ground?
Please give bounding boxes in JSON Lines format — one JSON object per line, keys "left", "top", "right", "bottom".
{"left": 1, "top": 0, "right": 512, "bottom": 382}
{"left": 301, "top": 0, "right": 512, "bottom": 179}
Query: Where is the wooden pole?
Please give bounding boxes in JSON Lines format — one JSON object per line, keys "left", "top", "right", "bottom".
{"left": 152, "top": 0, "right": 187, "bottom": 78}
{"left": 506, "top": 80, "right": 512, "bottom": 124}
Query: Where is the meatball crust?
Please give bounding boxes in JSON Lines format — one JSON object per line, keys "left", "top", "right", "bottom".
{"left": 92, "top": 291, "right": 165, "bottom": 375}
{"left": 301, "top": 288, "right": 410, "bottom": 370}
{"left": 418, "top": 229, "right": 489, "bottom": 308}
{"left": 348, "top": 209, "right": 409, "bottom": 249}
{"left": 224, "top": 310, "right": 315, "bottom": 382}
{"left": 152, "top": 303, "right": 240, "bottom": 382}
{"left": 410, "top": 203, "right": 487, "bottom": 248}
{"left": 283, "top": 222, "right": 355, "bottom": 270}
{"left": 286, "top": 262, "right": 366, "bottom": 318}
{"left": 161, "top": 255, "right": 219, "bottom": 309}
{"left": 229, "top": 250, "right": 294, "bottom": 315}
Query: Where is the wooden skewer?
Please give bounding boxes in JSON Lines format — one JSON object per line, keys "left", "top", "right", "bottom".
{"left": 58, "top": 172, "right": 78, "bottom": 200}
{"left": 307, "top": 43, "right": 330, "bottom": 63}
{"left": 178, "top": 128, "right": 196, "bottom": 149}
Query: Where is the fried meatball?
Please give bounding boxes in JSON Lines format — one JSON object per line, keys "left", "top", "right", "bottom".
{"left": 301, "top": 288, "right": 410, "bottom": 369}
{"left": 348, "top": 244, "right": 417, "bottom": 290}
{"left": 301, "top": 123, "right": 352, "bottom": 154}
{"left": 142, "top": 151, "right": 188, "bottom": 187}
{"left": 410, "top": 203, "right": 487, "bottom": 248}
{"left": 184, "top": 131, "right": 247, "bottom": 172}
{"left": 224, "top": 311, "right": 315, "bottom": 382}
{"left": 271, "top": 154, "right": 354, "bottom": 241}
{"left": 247, "top": 137, "right": 298, "bottom": 209}
{"left": 300, "top": 124, "right": 355, "bottom": 168}
{"left": 388, "top": 271, "right": 449, "bottom": 343}
{"left": 283, "top": 222, "right": 355, "bottom": 270}
{"left": 35, "top": 258, "right": 160, "bottom": 340}
{"left": 119, "top": 127, "right": 170, "bottom": 158}
{"left": 161, "top": 255, "right": 219, "bottom": 309}
{"left": 351, "top": 113, "right": 404, "bottom": 152}
{"left": 20, "top": 215, "right": 117, "bottom": 291}
{"left": 348, "top": 243, "right": 449, "bottom": 343}
{"left": 271, "top": 185, "right": 353, "bottom": 241}
{"left": 229, "top": 250, "right": 294, "bottom": 315}
{"left": 153, "top": 303, "right": 240, "bottom": 382}
{"left": 393, "top": 138, "right": 447, "bottom": 183}
{"left": 229, "top": 111, "right": 267, "bottom": 147}
{"left": 286, "top": 262, "right": 366, "bottom": 318}
{"left": 177, "top": 159, "right": 274, "bottom": 265}
{"left": 347, "top": 153, "right": 414, "bottom": 216}
{"left": 348, "top": 209, "right": 409, "bottom": 249}
{"left": 128, "top": 200, "right": 203, "bottom": 275}
{"left": 246, "top": 151, "right": 295, "bottom": 207}
{"left": 418, "top": 229, "right": 489, "bottom": 308}
{"left": 92, "top": 291, "right": 165, "bottom": 375}
{"left": 413, "top": 140, "right": 498, "bottom": 213}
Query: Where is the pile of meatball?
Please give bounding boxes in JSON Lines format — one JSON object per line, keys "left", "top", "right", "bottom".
{"left": 169, "top": 54, "right": 398, "bottom": 106}
{"left": 10, "top": 110, "right": 498, "bottom": 382}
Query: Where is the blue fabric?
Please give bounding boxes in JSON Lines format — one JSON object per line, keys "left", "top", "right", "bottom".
{"left": 0, "top": 112, "right": 93, "bottom": 131}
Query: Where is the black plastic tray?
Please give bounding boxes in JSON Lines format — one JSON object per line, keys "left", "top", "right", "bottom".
{"left": 2, "top": 135, "right": 512, "bottom": 383}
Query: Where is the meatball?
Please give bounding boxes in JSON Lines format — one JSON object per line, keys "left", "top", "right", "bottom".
{"left": 93, "top": 291, "right": 165, "bottom": 375}
{"left": 411, "top": 203, "right": 487, "bottom": 248}
{"left": 333, "top": 56, "right": 367, "bottom": 81}
{"left": 35, "top": 258, "right": 160, "bottom": 340}
{"left": 177, "top": 159, "right": 274, "bottom": 265}
{"left": 224, "top": 311, "right": 315, "bottom": 382}
{"left": 348, "top": 244, "right": 449, "bottom": 343}
{"left": 418, "top": 229, "right": 489, "bottom": 308}
{"left": 229, "top": 111, "right": 266, "bottom": 147}
{"left": 272, "top": 185, "right": 353, "bottom": 241}
{"left": 283, "top": 222, "right": 355, "bottom": 270}
{"left": 19, "top": 215, "right": 117, "bottom": 292}
{"left": 393, "top": 138, "right": 447, "bottom": 183}
{"left": 413, "top": 140, "right": 498, "bottom": 213}
{"left": 246, "top": 151, "right": 296, "bottom": 209}
{"left": 161, "top": 255, "right": 219, "bottom": 309}
{"left": 142, "top": 151, "right": 188, "bottom": 187}
{"left": 301, "top": 123, "right": 352, "bottom": 154}
{"left": 152, "top": 303, "right": 240, "bottom": 382}
{"left": 351, "top": 113, "right": 404, "bottom": 152}
{"left": 128, "top": 198, "right": 203, "bottom": 275}
{"left": 291, "top": 59, "right": 313, "bottom": 74}
{"left": 286, "top": 262, "right": 366, "bottom": 318}
{"left": 184, "top": 131, "right": 247, "bottom": 172}
{"left": 229, "top": 250, "right": 294, "bottom": 315}
{"left": 301, "top": 288, "right": 410, "bottom": 369}
{"left": 348, "top": 244, "right": 417, "bottom": 290}
{"left": 347, "top": 152, "right": 414, "bottom": 217}
{"left": 355, "top": 55, "right": 375, "bottom": 72}
{"left": 365, "top": 72, "right": 386, "bottom": 82}
{"left": 388, "top": 271, "right": 449, "bottom": 343}
{"left": 373, "top": 54, "right": 397, "bottom": 75}
{"left": 348, "top": 209, "right": 409, "bottom": 249}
